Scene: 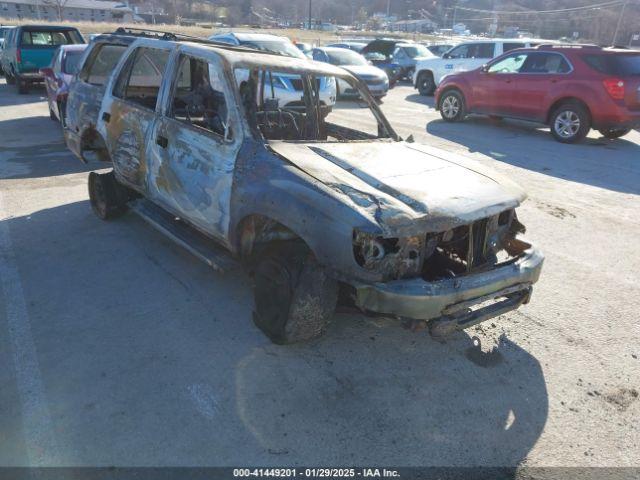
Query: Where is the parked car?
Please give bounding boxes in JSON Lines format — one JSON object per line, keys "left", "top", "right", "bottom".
{"left": 64, "top": 34, "right": 137, "bottom": 163}
{"left": 209, "top": 31, "right": 336, "bottom": 108}
{"left": 361, "top": 39, "right": 433, "bottom": 82}
{"left": 40, "top": 44, "right": 87, "bottom": 123}
{"left": 435, "top": 45, "right": 640, "bottom": 143}
{"left": 70, "top": 29, "right": 543, "bottom": 344}
{"left": 311, "top": 46, "right": 389, "bottom": 99}
{"left": 326, "top": 41, "right": 367, "bottom": 52}
{"left": 414, "top": 39, "right": 536, "bottom": 95}
{"left": 294, "top": 41, "right": 313, "bottom": 58}
{"left": 1, "top": 25, "right": 84, "bottom": 94}
{"left": 424, "top": 43, "right": 454, "bottom": 57}
{"left": 0, "top": 25, "right": 15, "bottom": 71}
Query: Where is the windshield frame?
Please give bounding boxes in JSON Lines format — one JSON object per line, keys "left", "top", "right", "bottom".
{"left": 233, "top": 66, "right": 398, "bottom": 144}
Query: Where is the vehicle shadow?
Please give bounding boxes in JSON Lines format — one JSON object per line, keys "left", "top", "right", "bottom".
{"left": 426, "top": 116, "right": 640, "bottom": 195}
{"left": 405, "top": 92, "right": 436, "bottom": 108}
{"left": 0, "top": 115, "right": 94, "bottom": 179}
{"left": 0, "top": 201, "right": 548, "bottom": 468}
{"left": 0, "top": 79, "right": 48, "bottom": 106}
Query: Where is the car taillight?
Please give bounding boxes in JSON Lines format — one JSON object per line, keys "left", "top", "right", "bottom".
{"left": 603, "top": 77, "right": 625, "bottom": 100}
{"left": 16, "top": 48, "right": 21, "bottom": 63}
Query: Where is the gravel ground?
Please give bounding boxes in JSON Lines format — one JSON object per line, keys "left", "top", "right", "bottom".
{"left": 0, "top": 78, "right": 638, "bottom": 468}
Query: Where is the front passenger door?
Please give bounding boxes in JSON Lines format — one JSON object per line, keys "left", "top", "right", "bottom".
{"left": 148, "top": 51, "right": 241, "bottom": 243}
{"left": 472, "top": 52, "right": 528, "bottom": 116}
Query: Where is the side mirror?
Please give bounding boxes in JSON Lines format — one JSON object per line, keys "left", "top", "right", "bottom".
{"left": 39, "top": 67, "right": 54, "bottom": 78}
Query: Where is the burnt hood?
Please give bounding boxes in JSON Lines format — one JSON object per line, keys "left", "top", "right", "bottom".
{"left": 268, "top": 140, "right": 526, "bottom": 236}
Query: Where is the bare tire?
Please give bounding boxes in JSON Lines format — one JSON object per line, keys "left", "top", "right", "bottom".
{"left": 88, "top": 171, "right": 128, "bottom": 220}
{"left": 439, "top": 89, "right": 466, "bottom": 122}
{"left": 417, "top": 71, "right": 435, "bottom": 96}
{"left": 253, "top": 243, "right": 338, "bottom": 344}
{"left": 550, "top": 102, "right": 590, "bottom": 143}
{"left": 598, "top": 127, "right": 631, "bottom": 139}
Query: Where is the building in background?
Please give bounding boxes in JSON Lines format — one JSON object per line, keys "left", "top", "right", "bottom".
{"left": 0, "top": 0, "right": 134, "bottom": 22}
{"left": 390, "top": 18, "right": 437, "bottom": 33}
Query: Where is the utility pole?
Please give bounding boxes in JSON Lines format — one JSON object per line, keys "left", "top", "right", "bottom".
{"left": 612, "top": 0, "right": 628, "bottom": 45}
{"left": 308, "top": 0, "right": 312, "bottom": 30}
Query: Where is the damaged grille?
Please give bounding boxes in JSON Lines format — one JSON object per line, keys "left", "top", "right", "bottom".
{"left": 422, "top": 212, "right": 517, "bottom": 281}
{"left": 353, "top": 210, "right": 523, "bottom": 282}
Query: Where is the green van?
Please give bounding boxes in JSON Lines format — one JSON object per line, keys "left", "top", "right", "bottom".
{"left": 1, "top": 25, "right": 84, "bottom": 94}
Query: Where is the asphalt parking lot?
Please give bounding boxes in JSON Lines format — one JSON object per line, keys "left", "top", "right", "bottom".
{"left": 0, "top": 78, "right": 639, "bottom": 468}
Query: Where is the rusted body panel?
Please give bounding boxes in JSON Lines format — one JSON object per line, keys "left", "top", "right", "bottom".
{"left": 76, "top": 34, "right": 543, "bottom": 328}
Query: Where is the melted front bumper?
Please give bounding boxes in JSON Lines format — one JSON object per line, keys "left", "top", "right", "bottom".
{"left": 353, "top": 245, "right": 544, "bottom": 327}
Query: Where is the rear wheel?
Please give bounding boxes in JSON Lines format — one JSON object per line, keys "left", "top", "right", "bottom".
{"left": 439, "top": 89, "right": 466, "bottom": 122}
{"left": 88, "top": 171, "right": 128, "bottom": 220}
{"left": 253, "top": 243, "right": 338, "bottom": 344}
{"left": 598, "top": 127, "right": 631, "bottom": 139}
{"left": 417, "top": 71, "right": 435, "bottom": 96}
{"left": 550, "top": 102, "right": 590, "bottom": 143}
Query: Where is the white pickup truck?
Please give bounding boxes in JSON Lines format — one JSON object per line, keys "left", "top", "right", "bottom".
{"left": 413, "top": 39, "right": 537, "bottom": 95}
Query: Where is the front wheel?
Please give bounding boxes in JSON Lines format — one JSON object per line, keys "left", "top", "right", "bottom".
{"left": 598, "top": 127, "right": 631, "bottom": 139}
{"left": 417, "top": 71, "right": 435, "bottom": 96}
{"left": 439, "top": 90, "right": 466, "bottom": 122}
{"left": 253, "top": 243, "right": 338, "bottom": 344}
{"left": 550, "top": 102, "right": 590, "bottom": 143}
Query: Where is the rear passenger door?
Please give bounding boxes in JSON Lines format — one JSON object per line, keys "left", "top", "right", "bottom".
{"left": 147, "top": 50, "right": 241, "bottom": 243}
{"left": 513, "top": 52, "right": 573, "bottom": 121}
{"left": 103, "top": 45, "right": 171, "bottom": 189}
{"left": 65, "top": 40, "right": 129, "bottom": 158}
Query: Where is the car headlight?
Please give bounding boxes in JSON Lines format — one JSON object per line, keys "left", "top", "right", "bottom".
{"left": 353, "top": 230, "right": 427, "bottom": 279}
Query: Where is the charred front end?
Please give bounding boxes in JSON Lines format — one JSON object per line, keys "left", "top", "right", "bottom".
{"left": 351, "top": 209, "right": 543, "bottom": 334}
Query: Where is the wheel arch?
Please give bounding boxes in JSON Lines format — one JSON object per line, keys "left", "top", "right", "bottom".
{"left": 234, "top": 214, "right": 310, "bottom": 263}
{"left": 415, "top": 68, "right": 434, "bottom": 85}
{"left": 546, "top": 97, "right": 592, "bottom": 125}
{"left": 437, "top": 85, "right": 466, "bottom": 110}
{"left": 79, "top": 127, "right": 110, "bottom": 163}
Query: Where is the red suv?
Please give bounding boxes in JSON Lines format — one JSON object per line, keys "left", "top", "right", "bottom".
{"left": 435, "top": 45, "right": 640, "bottom": 143}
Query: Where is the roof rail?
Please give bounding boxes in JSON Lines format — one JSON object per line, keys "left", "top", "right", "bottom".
{"left": 111, "top": 27, "right": 282, "bottom": 56}
{"left": 535, "top": 43, "right": 601, "bottom": 49}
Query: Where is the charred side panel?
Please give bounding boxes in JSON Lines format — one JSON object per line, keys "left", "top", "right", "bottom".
{"left": 229, "top": 140, "right": 381, "bottom": 281}
{"left": 106, "top": 100, "right": 156, "bottom": 189}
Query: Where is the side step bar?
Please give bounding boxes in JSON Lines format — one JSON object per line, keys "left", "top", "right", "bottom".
{"left": 129, "top": 199, "right": 237, "bottom": 273}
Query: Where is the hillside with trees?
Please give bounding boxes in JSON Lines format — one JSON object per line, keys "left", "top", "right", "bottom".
{"left": 148, "top": 0, "right": 639, "bottom": 45}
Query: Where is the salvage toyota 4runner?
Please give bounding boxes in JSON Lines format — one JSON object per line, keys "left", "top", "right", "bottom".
{"left": 66, "top": 30, "right": 544, "bottom": 344}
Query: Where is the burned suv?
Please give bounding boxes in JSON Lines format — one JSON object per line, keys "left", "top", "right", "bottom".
{"left": 67, "top": 30, "right": 543, "bottom": 344}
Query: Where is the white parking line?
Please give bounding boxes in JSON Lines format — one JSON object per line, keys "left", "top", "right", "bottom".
{"left": 0, "top": 189, "right": 58, "bottom": 465}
